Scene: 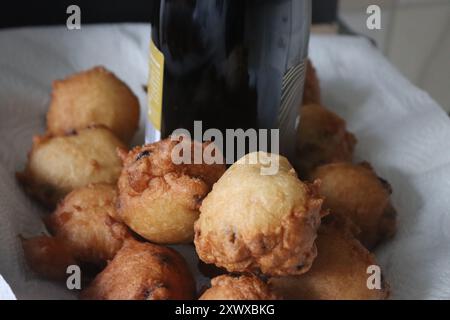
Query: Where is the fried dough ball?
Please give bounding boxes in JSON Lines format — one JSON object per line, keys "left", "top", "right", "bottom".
{"left": 45, "top": 184, "right": 131, "bottom": 265}
{"left": 81, "top": 240, "right": 196, "bottom": 300}
{"left": 269, "top": 216, "right": 390, "bottom": 300}
{"left": 310, "top": 162, "right": 397, "bottom": 249}
{"left": 22, "top": 184, "right": 131, "bottom": 280}
{"left": 47, "top": 66, "right": 140, "bottom": 143}
{"left": 117, "top": 138, "right": 226, "bottom": 244}
{"left": 21, "top": 235, "right": 76, "bottom": 280}
{"left": 17, "top": 126, "right": 125, "bottom": 207}
{"left": 199, "top": 274, "right": 278, "bottom": 300}
{"left": 302, "top": 59, "right": 321, "bottom": 106}
{"left": 296, "top": 104, "right": 357, "bottom": 178}
{"left": 194, "top": 152, "right": 325, "bottom": 276}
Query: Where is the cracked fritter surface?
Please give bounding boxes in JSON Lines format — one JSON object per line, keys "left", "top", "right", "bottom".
{"left": 194, "top": 152, "right": 325, "bottom": 277}
{"left": 17, "top": 126, "right": 125, "bottom": 207}
{"left": 45, "top": 183, "right": 131, "bottom": 265}
{"left": 47, "top": 66, "right": 140, "bottom": 144}
{"left": 199, "top": 274, "right": 278, "bottom": 300}
{"left": 81, "top": 240, "right": 196, "bottom": 300}
{"left": 117, "top": 138, "right": 226, "bottom": 244}
{"left": 310, "top": 162, "right": 397, "bottom": 249}
{"left": 269, "top": 216, "right": 390, "bottom": 300}
{"left": 296, "top": 104, "right": 356, "bottom": 178}
{"left": 22, "top": 184, "right": 131, "bottom": 279}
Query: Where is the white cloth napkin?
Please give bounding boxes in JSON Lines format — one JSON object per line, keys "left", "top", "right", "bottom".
{"left": 0, "top": 24, "right": 449, "bottom": 300}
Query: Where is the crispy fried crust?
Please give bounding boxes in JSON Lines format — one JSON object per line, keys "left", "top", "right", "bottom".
{"left": 81, "top": 240, "right": 196, "bottom": 300}
{"left": 194, "top": 152, "right": 326, "bottom": 276}
{"left": 21, "top": 235, "right": 76, "bottom": 280}
{"left": 47, "top": 66, "right": 140, "bottom": 143}
{"left": 302, "top": 59, "right": 321, "bottom": 106}
{"left": 22, "top": 184, "right": 131, "bottom": 280}
{"left": 199, "top": 274, "right": 278, "bottom": 300}
{"left": 310, "top": 162, "right": 397, "bottom": 249}
{"left": 45, "top": 184, "right": 131, "bottom": 265}
{"left": 269, "top": 216, "right": 390, "bottom": 300}
{"left": 296, "top": 104, "right": 357, "bottom": 178}
{"left": 17, "top": 126, "right": 125, "bottom": 208}
{"left": 117, "top": 138, "right": 226, "bottom": 244}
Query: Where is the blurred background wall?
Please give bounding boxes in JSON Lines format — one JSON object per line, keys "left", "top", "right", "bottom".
{"left": 339, "top": 0, "right": 450, "bottom": 112}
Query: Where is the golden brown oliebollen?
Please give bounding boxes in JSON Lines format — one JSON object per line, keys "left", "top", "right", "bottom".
{"left": 194, "top": 152, "right": 326, "bottom": 277}
{"left": 22, "top": 184, "right": 131, "bottom": 279}
{"left": 199, "top": 274, "right": 278, "bottom": 300}
{"left": 269, "top": 216, "right": 390, "bottom": 300}
{"left": 116, "top": 138, "right": 226, "bottom": 244}
{"left": 17, "top": 126, "right": 125, "bottom": 208}
{"left": 44, "top": 183, "right": 131, "bottom": 264}
{"left": 21, "top": 235, "right": 77, "bottom": 280}
{"left": 309, "top": 162, "right": 397, "bottom": 249}
{"left": 81, "top": 239, "right": 196, "bottom": 300}
{"left": 46, "top": 66, "right": 140, "bottom": 144}
{"left": 296, "top": 104, "right": 357, "bottom": 178}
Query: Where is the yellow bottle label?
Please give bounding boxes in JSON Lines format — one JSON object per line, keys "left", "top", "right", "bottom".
{"left": 148, "top": 38, "right": 164, "bottom": 131}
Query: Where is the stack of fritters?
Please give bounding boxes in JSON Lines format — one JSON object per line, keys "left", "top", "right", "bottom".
{"left": 19, "top": 61, "right": 397, "bottom": 300}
